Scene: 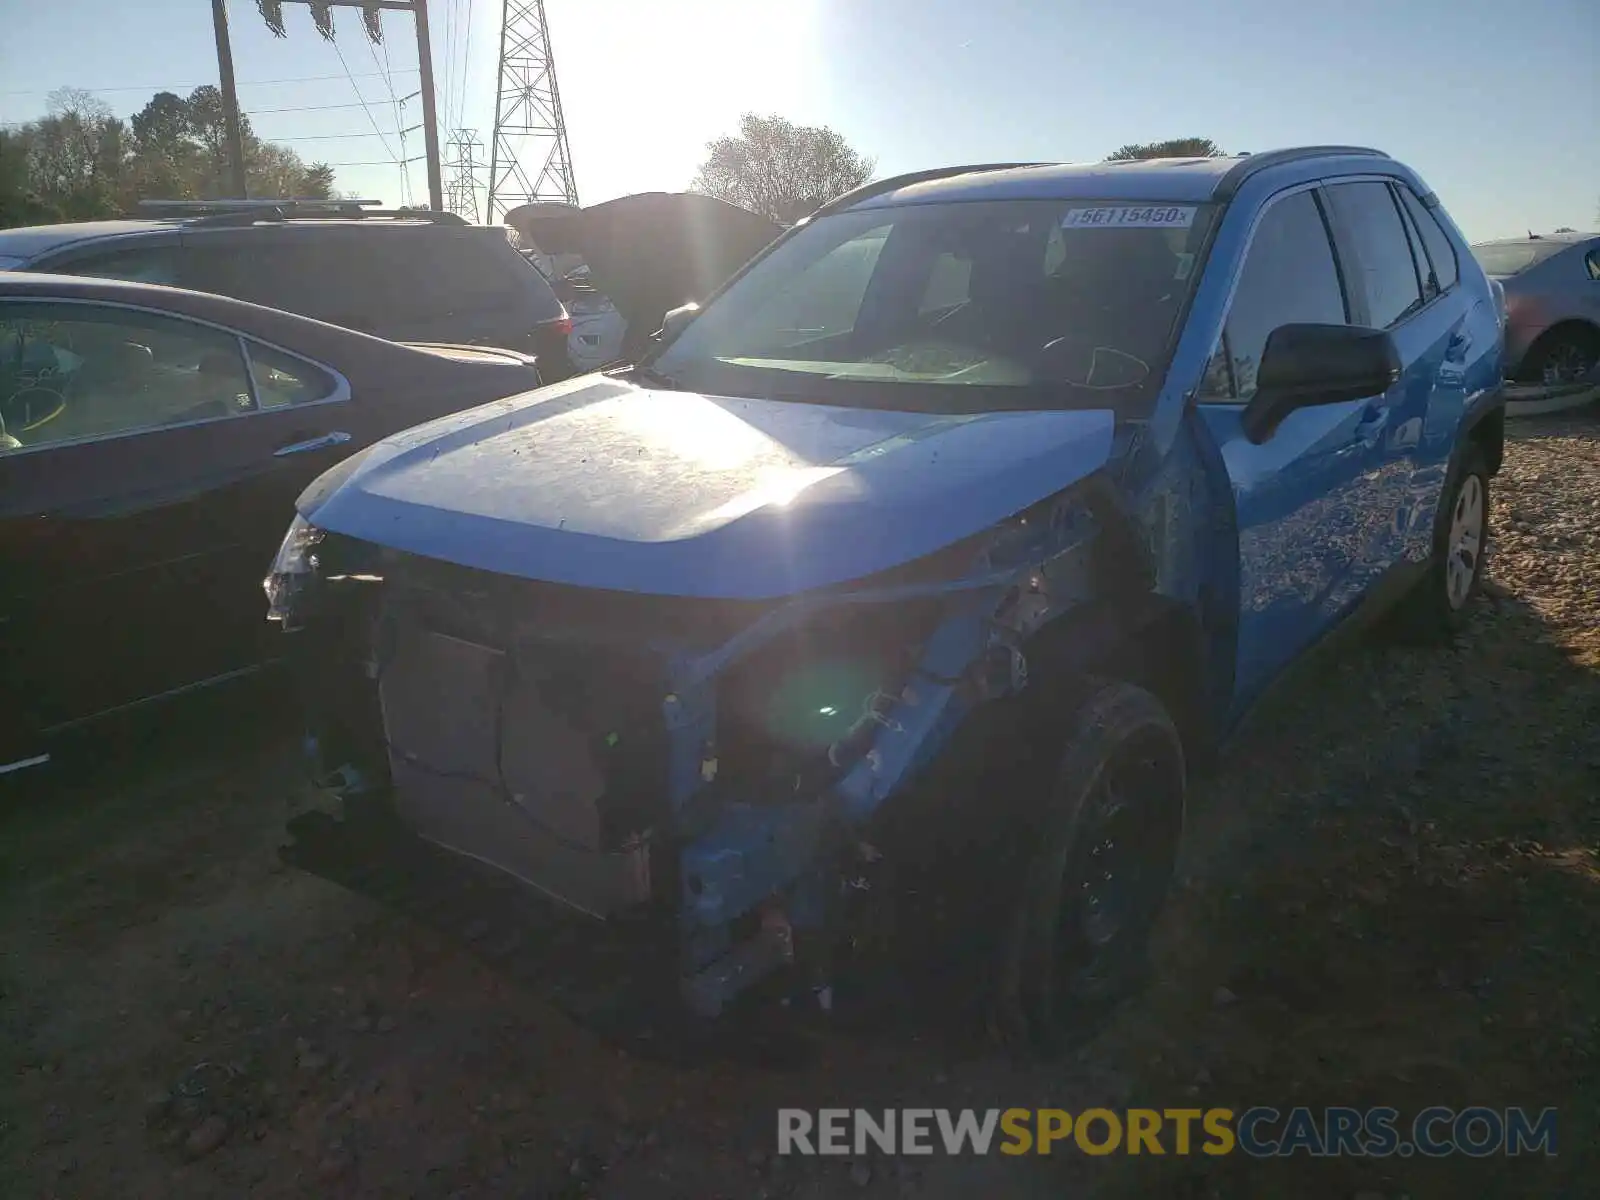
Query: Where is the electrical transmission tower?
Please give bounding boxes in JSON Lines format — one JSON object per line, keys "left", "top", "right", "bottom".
{"left": 486, "top": 0, "right": 579, "bottom": 220}
{"left": 443, "top": 129, "right": 486, "bottom": 223}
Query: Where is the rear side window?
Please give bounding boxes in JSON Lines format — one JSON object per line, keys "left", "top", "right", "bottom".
{"left": 1396, "top": 187, "right": 1459, "bottom": 292}
{"left": 186, "top": 227, "right": 562, "bottom": 329}
{"left": 1200, "top": 190, "right": 1347, "bottom": 402}
{"left": 246, "top": 342, "right": 340, "bottom": 408}
{"left": 1324, "top": 181, "right": 1425, "bottom": 328}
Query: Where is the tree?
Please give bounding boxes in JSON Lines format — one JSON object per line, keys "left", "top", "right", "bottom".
{"left": 185, "top": 85, "right": 256, "bottom": 196}
{"left": 1, "top": 84, "right": 340, "bottom": 228}
{"left": 1105, "top": 137, "right": 1227, "bottom": 161}
{"left": 128, "top": 91, "right": 201, "bottom": 199}
{"left": 19, "top": 88, "right": 128, "bottom": 219}
{"left": 691, "top": 113, "right": 874, "bottom": 224}
{"left": 0, "top": 129, "right": 64, "bottom": 227}
{"left": 299, "top": 163, "right": 336, "bottom": 199}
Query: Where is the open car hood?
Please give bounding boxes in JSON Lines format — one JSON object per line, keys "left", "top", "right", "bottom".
{"left": 299, "top": 375, "right": 1117, "bottom": 601}
{"left": 505, "top": 192, "right": 783, "bottom": 341}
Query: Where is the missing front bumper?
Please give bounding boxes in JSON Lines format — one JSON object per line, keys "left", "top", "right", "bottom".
{"left": 278, "top": 800, "right": 819, "bottom": 1064}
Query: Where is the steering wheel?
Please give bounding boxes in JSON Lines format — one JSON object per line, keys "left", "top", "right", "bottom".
{"left": 0, "top": 384, "right": 67, "bottom": 436}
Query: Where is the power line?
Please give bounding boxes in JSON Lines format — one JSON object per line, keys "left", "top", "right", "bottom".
{"left": 0, "top": 70, "right": 418, "bottom": 98}
{"left": 362, "top": 12, "right": 414, "bottom": 205}
{"left": 321, "top": 158, "right": 429, "bottom": 167}
{"left": 261, "top": 131, "right": 402, "bottom": 141}
{"left": 384, "top": 42, "right": 416, "bottom": 208}
{"left": 442, "top": 0, "right": 458, "bottom": 131}
{"left": 331, "top": 37, "right": 402, "bottom": 167}
{"left": 249, "top": 101, "right": 382, "bottom": 114}
{"left": 457, "top": 0, "right": 474, "bottom": 135}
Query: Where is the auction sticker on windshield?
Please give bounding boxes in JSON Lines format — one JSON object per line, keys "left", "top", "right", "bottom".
{"left": 1062, "top": 206, "right": 1197, "bottom": 229}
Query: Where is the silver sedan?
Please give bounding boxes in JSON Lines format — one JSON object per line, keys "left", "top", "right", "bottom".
{"left": 1471, "top": 231, "right": 1600, "bottom": 384}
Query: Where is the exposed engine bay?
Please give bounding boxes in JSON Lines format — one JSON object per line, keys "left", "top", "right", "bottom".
{"left": 277, "top": 479, "right": 1123, "bottom": 1022}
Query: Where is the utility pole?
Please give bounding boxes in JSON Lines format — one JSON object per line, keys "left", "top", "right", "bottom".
{"left": 253, "top": 0, "right": 444, "bottom": 210}
{"left": 411, "top": 0, "right": 443, "bottom": 213}
{"left": 210, "top": 0, "right": 250, "bottom": 197}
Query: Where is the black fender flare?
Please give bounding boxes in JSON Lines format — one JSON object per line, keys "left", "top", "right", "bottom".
{"left": 1020, "top": 590, "right": 1214, "bottom": 768}
{"left": 1454, "top": 389, "right": 1506, "bottom": 478}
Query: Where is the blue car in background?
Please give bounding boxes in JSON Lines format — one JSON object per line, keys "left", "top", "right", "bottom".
{"left": 271, "top": 146, "right": 1505, "bottom": 1057}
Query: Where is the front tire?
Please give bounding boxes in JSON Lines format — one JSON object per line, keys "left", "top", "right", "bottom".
{"left": 994, "top": 680, "right": 1186, "bottom": 1058}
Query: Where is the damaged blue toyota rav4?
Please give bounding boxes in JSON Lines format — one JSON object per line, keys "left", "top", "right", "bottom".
{"left": 269, "top": 147, "right": 1505, "bottom": 1057}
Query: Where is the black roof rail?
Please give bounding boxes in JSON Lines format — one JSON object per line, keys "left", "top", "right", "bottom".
{"left": 135, "top": 197, "right": 382, "bottom": 218}
{"left": 807, "top": 162, "right": 1050, "bottom": 220}
{"left": 327, "top": 208, "right": 469, "bottom": 225}
{"left": 1212, "top": 145, "right": 1390, "bottom": 200}
{"left": 180, "top": 206, "right": 470, "bottom": 229}
{"left": 185, "top": 207, "right": 289, "bottom": 227}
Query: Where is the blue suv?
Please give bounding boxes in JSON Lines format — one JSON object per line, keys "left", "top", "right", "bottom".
{"left": 272, "top": 146, "right": 1505, "bottom": 1055}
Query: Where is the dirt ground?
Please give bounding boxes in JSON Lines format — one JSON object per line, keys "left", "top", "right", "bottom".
{"left": 3, "top": 412, "right": 1596, "bottom": 1200}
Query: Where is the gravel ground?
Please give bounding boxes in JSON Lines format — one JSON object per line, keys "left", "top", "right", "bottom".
{"left": 2, "top": 411, "right": 1596, "bottom": 1200}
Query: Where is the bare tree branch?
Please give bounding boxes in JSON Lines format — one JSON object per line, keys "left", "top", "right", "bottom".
{"left": 691, "top": 113, "right": 874, "bottom": 223}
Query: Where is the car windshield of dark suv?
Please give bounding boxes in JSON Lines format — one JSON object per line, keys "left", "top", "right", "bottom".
{"left": 647, "top": 198, "right": 1218, "bottom": 413}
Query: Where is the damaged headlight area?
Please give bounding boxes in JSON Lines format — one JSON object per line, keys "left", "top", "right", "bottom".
{"left": 708, "top": 598, "right": 948, "bottom": 801}
{"left": 263, "top": 514, "right": 325, "bottom": 630}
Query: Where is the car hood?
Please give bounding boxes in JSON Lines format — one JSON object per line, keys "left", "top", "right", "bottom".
{"left": 299, "top": 374, "right": 1117, "bottom": 600}
{"left": 504, "top": 192, "right": 783, "bottom": 340}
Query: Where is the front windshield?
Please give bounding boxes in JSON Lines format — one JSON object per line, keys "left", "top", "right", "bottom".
{"left": 650, "top": 198, "right": 1218, "bottom": 414}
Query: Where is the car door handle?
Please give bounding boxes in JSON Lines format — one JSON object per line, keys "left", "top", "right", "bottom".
{"left": 274, "top": 431, "right": 352, "bottom": 457}
{"left": 1447, "top": 330, "right": 1472, "bottom": 359}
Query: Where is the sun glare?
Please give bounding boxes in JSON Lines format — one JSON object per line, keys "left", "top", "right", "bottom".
{"left": 556, "top": 1, "right": 820, "bottom": 197}
{"left": 610, "top": 390, "right": 786, "bottom": 471}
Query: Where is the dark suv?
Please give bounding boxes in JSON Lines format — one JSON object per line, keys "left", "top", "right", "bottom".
{"left": 0, "top": 202, "right": 576, "bottom": 380}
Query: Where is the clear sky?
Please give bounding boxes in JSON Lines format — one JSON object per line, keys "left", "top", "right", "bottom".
{"left": 1, "top": 0, "right": 1595, "bottom": 241}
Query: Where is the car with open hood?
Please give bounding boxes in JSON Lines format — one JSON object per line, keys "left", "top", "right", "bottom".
{"left": 274, "top": 148, "right": 1506, "bottom": 1055}
{"left": 507, "top": 191, "right": 784, "bottom": 366}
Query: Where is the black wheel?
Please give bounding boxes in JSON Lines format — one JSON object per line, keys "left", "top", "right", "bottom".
{"left": 994, "top": 679, "right": 1186, "bottom": 1058}
{"left": 1517, "top": 326, "right": 1600, "bottom": 387}
{"left": 1397, "top": 444, "right": 1490, "bottom": 641}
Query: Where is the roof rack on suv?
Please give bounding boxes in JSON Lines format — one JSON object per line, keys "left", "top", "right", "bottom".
{"left": 1212, "top": 145, "right": 1389, "bottom": 200}
{"left": 137, "top": 197, "right": 381, "bottom": 216}
{"left": 134, "top": 198, "right": 469, "bottom": 227}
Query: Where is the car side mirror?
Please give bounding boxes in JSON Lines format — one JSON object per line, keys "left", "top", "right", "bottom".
{"left": 1240, "top": 323, "right": 1401, "bottom": 445}
{"left": 654, "top": 302, "right": 700, "bottom": 344}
